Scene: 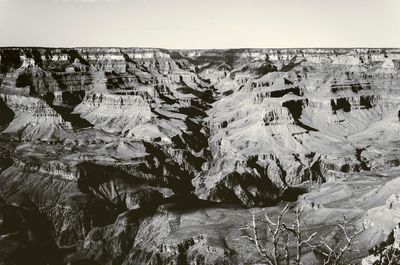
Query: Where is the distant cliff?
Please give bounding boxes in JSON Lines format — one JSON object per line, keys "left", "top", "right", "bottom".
{"left": 1, "top": 47, "right": 400, "bottom": 264}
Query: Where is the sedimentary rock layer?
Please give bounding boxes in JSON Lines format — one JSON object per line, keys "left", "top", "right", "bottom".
{"left": 0, "top": 47, "right": 400, "bottom": 264}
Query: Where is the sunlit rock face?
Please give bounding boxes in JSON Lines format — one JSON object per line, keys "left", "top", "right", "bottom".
{"left": 1, "top": 47, "right": 400, "bottom": 264}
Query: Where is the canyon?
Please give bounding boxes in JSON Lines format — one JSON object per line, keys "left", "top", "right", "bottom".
{"left": 0, "top": 47, "right": 400, "bottom": 264}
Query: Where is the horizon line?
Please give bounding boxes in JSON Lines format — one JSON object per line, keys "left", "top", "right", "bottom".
{"left": 1, "top": 46, "right": 400, "bottom": 51}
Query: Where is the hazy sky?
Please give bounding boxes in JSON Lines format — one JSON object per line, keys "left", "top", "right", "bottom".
{"left": 0, "top": 0, "right": 399, "bottom": 48}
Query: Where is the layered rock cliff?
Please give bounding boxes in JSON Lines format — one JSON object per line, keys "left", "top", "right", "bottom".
{"left": 0, "top": 47, "right": 400, "bottom": 264}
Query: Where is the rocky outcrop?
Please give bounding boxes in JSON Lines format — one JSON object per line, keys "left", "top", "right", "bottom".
{"left": 1, "top": 47, "right": 400, "bottom": 263}
{"left": 1, "top": 47, "right": 400, "bottom": 207}
{"left": 362, "top": 224, "right": 400, "bottom": 265}
{"left": 0, "top": 94, "right": 71, "bottom": 141}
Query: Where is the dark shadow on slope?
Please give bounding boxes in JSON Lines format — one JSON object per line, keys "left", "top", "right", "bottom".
{"left": 244, "top": 157, "right": 284, "bottom": 205}
{"left": 150, "top": 107, "right": 172, "bottom": 120}
{"left": 351, "top": 83, "right": 363, "bottom": 93}
{"left": 184, "top": 49, "right": 241, "bottom": 68}
{"left": 61, "top": 49, "right": 90, "bottom": 67}
{"left": 171, "top": 80, "right": 215, "bottom": 169}
{"left": 24, "top": 49, "right": 43, "bottom": 68}
{"left": 176, "top": 85, "right": 215, "bottom": 103}
{"left": 331, "top": 82, "right": 369, "bottom": 94}
{"left": 356, "top": 148, "right": 370, "bottom": 170}
{"left": 0, "top": 50, "right": 22, "bottom": 73}
{"left": 15, "top": 71, "right": 37, "bottom": 96}
{"left": 0, "top": 98, "right": 15, "bottom": 127}
{"left": 253, "top": 62, "right": 277, "bottom": 77}
{"left": 76, "top": 162, "right": 148, "bottom": 223}
{"left": 222, "top": 89, "right": 234, "bottom": 96}
{"left": 159, "top": 193, "right": 226, "bottom": 212}
{"left": 154, "top": 85, "right": 178, "bottom": 105}
{"left": 123, "top": 192, "right": 241, "bottom": 217}
{"left": 51, "top": 72, "right": 68, "bottom": 89}
{"left": 280, "top": 187, "right": 308, "bottom": 202}
{"left": 0, "top": 202, "right": 63, "bottom": 265}
{"left": 0, "top": 155, "right": 13, "bottom": 173}
{"left": 178, "top": 100, "right": 209, "bottom": 118}
{"left": 44, "top": 92, "right": 93, "bottom": 129}
{"left": 53, "top": 105, "right": 93, "bottom": 128}
{"left": 271, "top": 87, "right": 302, "bottom": 98}
{"left": 77, "top": 162, "right": 145, "bottom": 192}
{"left": 360, "top": 95, "right": 373, "bottom": 109}
{"left": 280, "top": 56, "right": 306, "bottom": 72}
{"left": 139, "top": 142, "right": 194, "bottom": 193}
{"left": 105, "top": 71, "right": 126, "bottom": 90}
{"left": 15, "top": 72, "right": 32, "bottom": 88}
{"left": 331, "top": 98, "right": 351, "bottom": 113}
{"left": 181, "top": 117, "right": 209, "bottom": 151}
{"left": 282, "top": 100, "right": 318, "bottom": 132}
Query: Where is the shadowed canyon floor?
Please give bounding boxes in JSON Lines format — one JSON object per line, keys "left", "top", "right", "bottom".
{"left": 0, "top": 48, "right": 400, "bottom": 264}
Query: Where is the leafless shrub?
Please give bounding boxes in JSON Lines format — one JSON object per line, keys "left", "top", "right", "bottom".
{"left": 236, "top": 204, "right": 366, "bottom": 265}
{"left": 316, "top": 217, "right": 366, "bottom": 265}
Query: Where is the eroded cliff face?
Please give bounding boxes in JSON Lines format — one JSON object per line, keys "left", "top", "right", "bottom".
{"left": 0, "top": 48, "right": 400, "bottom": 264}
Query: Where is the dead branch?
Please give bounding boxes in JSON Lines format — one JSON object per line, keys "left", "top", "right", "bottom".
{"left": 319, "top": 217, "right": 366, "bottom": 265}
{"left": 236, "top": 213, "right": 275, "bottom": 265}
{"left": 236, "top": 206, "right": 366, "bottom": 265}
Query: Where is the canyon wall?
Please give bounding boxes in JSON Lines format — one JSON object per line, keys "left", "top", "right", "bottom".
{"left": 0, "top": 47, "right": 400, "bottom": 264}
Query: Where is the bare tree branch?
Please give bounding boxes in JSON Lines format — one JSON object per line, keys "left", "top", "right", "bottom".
{"left": 237, "top": 206, "right": 366, "bottom": 265}
{"left": 318, "top": 218, "right": 366, "bottom": 265}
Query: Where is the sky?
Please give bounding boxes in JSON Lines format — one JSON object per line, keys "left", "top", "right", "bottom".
{"left": 0, "top": 0, "right": 399, "bottom": 49}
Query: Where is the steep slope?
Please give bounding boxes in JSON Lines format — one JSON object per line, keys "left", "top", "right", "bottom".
{"left": 0, "top": 48, "right": 400, "bottom": 264}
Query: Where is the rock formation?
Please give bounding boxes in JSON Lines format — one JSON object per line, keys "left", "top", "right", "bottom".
{"left": 0, "top": 47, "right": 400, "bottom": 264}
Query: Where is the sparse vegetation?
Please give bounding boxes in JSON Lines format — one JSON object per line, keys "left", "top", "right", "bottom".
{"left": 237, "top": 204, "right": 366, "bottom": 265}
